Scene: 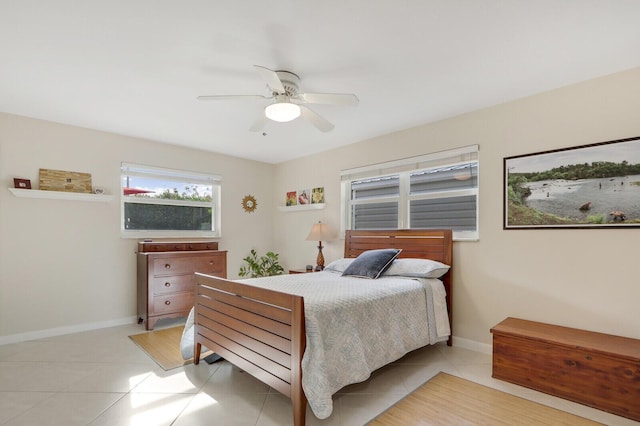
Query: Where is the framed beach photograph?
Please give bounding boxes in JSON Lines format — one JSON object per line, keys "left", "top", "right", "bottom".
{"left": 504, "top": 136, "right": 640, "bottom": 229}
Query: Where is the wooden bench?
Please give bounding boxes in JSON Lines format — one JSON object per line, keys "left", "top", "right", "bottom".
{"left": 491, "top": 317, "right": 640, "bottom": 422}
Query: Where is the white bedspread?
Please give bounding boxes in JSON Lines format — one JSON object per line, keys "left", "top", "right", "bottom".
{"left": 238, "top": 271, "right": 450, "bottom": 419}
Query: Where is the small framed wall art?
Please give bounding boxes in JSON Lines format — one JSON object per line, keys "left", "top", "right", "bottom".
{"left": 297, "top": 189, "right": 310, "bottom": 205}
{"left": 286, "top": 191, "right": 297, "bottom": 206}
{"left": 311, "top": 187, "right": 324, "bottom": 204}
{"left": 13, "top": 178, "right": 32, "bottom": 189}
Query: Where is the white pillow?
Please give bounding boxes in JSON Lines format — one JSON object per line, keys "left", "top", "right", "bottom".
{"left": 323, "top": 258, "right": 355, "bottom": 273}
{"left": 382, "top": 258, "right": 450, "bottom": 278}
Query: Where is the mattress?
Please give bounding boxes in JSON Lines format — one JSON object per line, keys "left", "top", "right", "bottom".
{"left": 238, "top": 271, "right": 450, "bottom": 418}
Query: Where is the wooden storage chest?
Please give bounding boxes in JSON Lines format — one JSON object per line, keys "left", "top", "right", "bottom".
{"left": 137, "top": 241, "right": 227, "bottom": 330}
{"left": 491, "top": 317, "right": 640, "bottom": 422}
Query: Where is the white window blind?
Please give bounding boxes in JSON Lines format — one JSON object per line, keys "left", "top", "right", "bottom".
{"left": 341, "top": 145, "right": 479, "bottom": 240}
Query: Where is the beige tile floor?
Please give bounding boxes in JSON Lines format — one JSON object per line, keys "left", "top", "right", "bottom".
{"left": 0, "top": 320, "right": 637, "bottom": 426}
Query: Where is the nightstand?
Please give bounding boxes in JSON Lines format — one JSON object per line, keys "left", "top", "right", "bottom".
{"left": 289, "top": 268, "right": 318, "bottom": 274}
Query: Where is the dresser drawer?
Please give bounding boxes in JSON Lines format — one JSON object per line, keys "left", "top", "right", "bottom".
{"left": 183, "top": 242, "right": 219, "bottom": 251}
{"left": 145, "top": 242, "right": 188, "bottom": 252}
{"left": 152, "top": 275, "right": 195, "bottom": 295}
{"left": 138, "top": 241, "right": 219, "bottom": 252}
{"left": 151, "top": 253, "right": 224, "bottom": 276}
{"left": 151, "top": 292, "right": 195, "bottom": 315}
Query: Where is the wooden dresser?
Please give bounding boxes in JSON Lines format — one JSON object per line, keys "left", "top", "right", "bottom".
{"left": 491, "top": 317, "right": 640, "bottom": 422}
{"left": 137, "top": 241, "right": 227, "bottom": 330}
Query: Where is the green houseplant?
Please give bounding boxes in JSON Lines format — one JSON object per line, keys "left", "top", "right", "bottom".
{"left": 238, "top": 249, "right": 284, "bottom": 278}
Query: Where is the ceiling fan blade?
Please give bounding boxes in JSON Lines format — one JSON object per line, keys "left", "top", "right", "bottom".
{"left": 254, "top": 65, "right": 285, "bottom": 93}
{"left": 249, "top": 114, "right": 266, "bottom": 132}
{"left": 295, "top": 92, "right": 359, "bottom": 106}
{"left": 300, "top": 105, "right": 334, "bottom": 132}
{"left": 197, "top": 95, "right": 269, "bottom": 101}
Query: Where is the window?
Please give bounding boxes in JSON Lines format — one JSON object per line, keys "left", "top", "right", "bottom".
{"left": 341, "top": 145, "right": 478, "bottom": 240}
{"left": 120, "top": 163, "right": 221, "bottom": 238}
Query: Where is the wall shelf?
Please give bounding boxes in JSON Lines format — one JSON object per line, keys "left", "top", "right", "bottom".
{"left": 8, "top": 188, "right": 114, "bottom": 202}
{"left": 278, "top": 203, "right": 325, "bottom": 212}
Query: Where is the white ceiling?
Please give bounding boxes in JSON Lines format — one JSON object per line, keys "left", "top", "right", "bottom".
{"left": 2, "top": 1, "right": 640, "bottom": 164}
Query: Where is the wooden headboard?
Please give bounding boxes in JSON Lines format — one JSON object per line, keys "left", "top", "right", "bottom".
{"left": 344, "top": 229, "right": 453, "bottom": 344}
{"left": 344, "top": 229, "right": 453, "bottom": 264}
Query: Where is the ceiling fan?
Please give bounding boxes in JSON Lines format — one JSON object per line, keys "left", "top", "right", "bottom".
{"left": 197, "top": 65, "right": 359, "bottom": 132}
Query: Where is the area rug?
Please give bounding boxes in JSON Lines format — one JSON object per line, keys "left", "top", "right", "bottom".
{"left": 368, "top": 372, "right": 604, "bottom": 425}
{"left": 129, "top": 326, "right": 212, "bottom": 370}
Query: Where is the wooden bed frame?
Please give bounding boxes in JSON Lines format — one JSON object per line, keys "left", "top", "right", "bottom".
{"left": 194, "top": 229, "right": 453, "bottom": 426}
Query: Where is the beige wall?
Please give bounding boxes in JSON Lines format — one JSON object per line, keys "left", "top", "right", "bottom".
{"left": 0, "top": 113, "right": 275, "bottom": 342}
{"left": 2, "top": 67, "right": 639, "bottom": 348}
{"left": 273, "top": 67, "right": 640, "bottom": 349}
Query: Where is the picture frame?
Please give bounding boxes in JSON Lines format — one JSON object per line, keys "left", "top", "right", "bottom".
{"left": 297, "top": 188, "right": 310, "bottom": 205}
{"left": 13, "top": 178, "right": 32, "bottom": 189}
{"left": 286, "top": 191, "right": 297, "bottom": 206}
{"left": 311, "top": 187, "right": 325, "bottom": 204}
{"left": 504, "top": 136, "right": 640, "bottom": 229}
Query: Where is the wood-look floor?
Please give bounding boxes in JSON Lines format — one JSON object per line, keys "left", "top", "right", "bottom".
{"left": 129, "top": 325, "right": 212, "bottom": 370}
{"left": 368, "top": 372, "right": 604, "bottom": 426}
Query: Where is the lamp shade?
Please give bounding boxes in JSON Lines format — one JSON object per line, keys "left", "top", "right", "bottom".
{"left": 306, "top": 222, "right": 334, "bottom": 241}
{"left": 453, "top": 163, "right": 472, "bottom": 181}
{"left": 265, "top": 101, "right": 301, "bottom": 122}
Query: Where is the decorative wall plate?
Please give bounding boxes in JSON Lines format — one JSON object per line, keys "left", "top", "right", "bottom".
{"left": 242, "top": 195, "right": 257, "bottom": 213}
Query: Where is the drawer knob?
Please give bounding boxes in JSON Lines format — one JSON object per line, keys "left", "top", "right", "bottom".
{"left": 164, "top": 282, "right": 171, "bottom": 287}
{"left": 209, "top": 261, "right": 214, "bottom": 265}
{"left": 165, "top": 300, "right": 171, "bottom": 305}
{"left": 164, "top": 263, "right": 171, "bottom": 269}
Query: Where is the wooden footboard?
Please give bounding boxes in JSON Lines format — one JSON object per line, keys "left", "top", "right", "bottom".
{"left": 193, "top": 273, "right": 307, "bottom": 426}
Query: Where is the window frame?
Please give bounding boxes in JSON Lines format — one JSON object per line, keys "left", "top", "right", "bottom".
{"left": 120, "top": 162, "right": 222, "bottom": 239}
{"left": 341, "top": 145, "right": 479, "bottom": 241}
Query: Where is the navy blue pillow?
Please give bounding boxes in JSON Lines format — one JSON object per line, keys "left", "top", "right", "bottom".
{"left": 342, "top": 249, "right": 402, "bottom": 279}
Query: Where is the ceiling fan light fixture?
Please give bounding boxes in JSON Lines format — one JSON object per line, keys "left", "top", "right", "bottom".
{"left": 265, "top": 101, "right": 301, "bottom": 122}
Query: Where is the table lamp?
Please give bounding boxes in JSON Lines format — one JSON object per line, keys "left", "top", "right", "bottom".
{"left": 306, "top": 221, "right": 334, "bottom": 271}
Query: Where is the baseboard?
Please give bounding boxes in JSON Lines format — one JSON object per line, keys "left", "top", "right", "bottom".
{"left": 0, "top": 316, "right": 138, "bottom": 346}
{"left": 2, "top": 319, "right": 496, "bottom": 355}
{"left": 452, "top": 335, "right": 492, "bottom": 354}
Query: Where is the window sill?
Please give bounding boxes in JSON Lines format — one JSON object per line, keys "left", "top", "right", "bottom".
{"left": 8, "top": 188, "right": 114, "bottom": 202}
{"left": 278, "top": 203, "right": 325, "bottom": 212}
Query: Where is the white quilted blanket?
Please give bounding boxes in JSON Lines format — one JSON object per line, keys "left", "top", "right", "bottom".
{"left": 239, "top": 271, "right": 450, "bottom": 419}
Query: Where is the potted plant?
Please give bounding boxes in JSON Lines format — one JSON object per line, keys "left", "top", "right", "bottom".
{"left": 238, "top": 249, "right": 284, "bottom": 278}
